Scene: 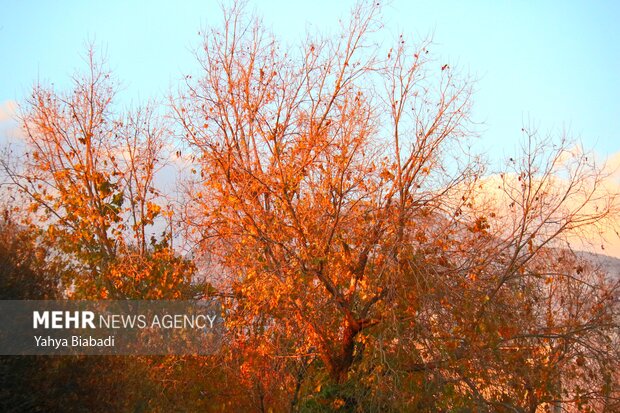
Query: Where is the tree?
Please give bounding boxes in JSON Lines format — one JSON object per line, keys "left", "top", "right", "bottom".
{"left": 0, "top": 53, "right": 206, "bottom": 413}
{"left": 175, "top": 2, "right": 619, "bottom": 410}
{"left": 2, "top": 50, "right": 193, "bottom": 299}
{"left": 2, "top": 2, "right": 617, "bottom": 410}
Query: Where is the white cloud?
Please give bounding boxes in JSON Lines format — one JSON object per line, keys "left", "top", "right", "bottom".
{"left": 0, "top": 100, "right": 17, "bottom": 123}
{"left": 467, "top": 150, "right": 620, "bottom": 259}
{"left": 0, "top": 100, "right": 25, "bottom": 145}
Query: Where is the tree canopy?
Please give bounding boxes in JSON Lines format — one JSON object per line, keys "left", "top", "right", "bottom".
{"left": 1, "top": 2, "right": 618, "bottom": 412}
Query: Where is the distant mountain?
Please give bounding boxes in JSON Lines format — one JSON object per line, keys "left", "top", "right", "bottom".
{"left": 576, "top": 250, "right": 620, "bottom": 281}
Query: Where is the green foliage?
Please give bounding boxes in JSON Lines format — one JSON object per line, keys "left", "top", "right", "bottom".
{"left": 0, "top": 213, "right": 61, "bottom": 300}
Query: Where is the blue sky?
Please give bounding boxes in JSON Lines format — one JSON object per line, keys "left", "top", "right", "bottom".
{"left": 1, "top": 0, "right": 619, "bottom": 161}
